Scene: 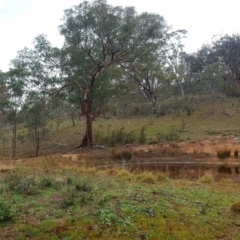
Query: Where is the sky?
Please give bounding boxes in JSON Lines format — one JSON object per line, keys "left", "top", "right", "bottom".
{"left": 1, "top": 0, "right": 240, "bottom": 72}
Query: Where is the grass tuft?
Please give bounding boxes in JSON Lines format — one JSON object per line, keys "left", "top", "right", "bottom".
{"left": 198, "top": 173, "right": 215, "bottom": 183}
{"left": 136, "top": 172, "right": 156, "bottom": 184}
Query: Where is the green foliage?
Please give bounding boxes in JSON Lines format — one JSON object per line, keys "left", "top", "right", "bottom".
{"left": 95, "top": 209, "right": 118, "bottom": 227}
{"left": 94, "top": 126, "right": 135, "bottom": 146}
{"left": 4, "top": 171, "right": 39, "bottom": 195}
{"left": 156, "top": 128, "right": 180, "bottom": 142}
{"left": 0, "top": 198, "right": 14, "bottom": 222}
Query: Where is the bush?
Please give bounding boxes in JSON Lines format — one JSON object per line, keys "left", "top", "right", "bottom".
{"left": 234, "top": 150, "right": 239, "bottom": 159}
{"left": 217, "top": 149, "right": 231, "bottom": 159}
{"left": 218, "top": 165, "right": 232, "bottom": 174}
{"left": 112, "top": 150, "right": 132, "bottom": 161}
{"left": 0, "top": 198, "right": 14, "bottom": 222}
{"left": 231, "top": 201, "right": 240, "bottom": 213}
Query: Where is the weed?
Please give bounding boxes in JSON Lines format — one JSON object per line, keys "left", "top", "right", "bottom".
{"left": 0, "top": 198, "right": 14, "bottom": 222}
{"left": 217, "top": 149, "right": 231, "bottom": 159}
{"left": 41, "top": 177, "right": 55, "bottom": 188}
{"left": 75, "top": 180, "right": 92, "bottom": 192}
{"left": 96, "top": 209, "right": 118, "bottom": 226}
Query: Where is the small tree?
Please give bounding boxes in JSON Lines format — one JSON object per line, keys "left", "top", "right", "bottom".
{"left": 5, "top": 68, "right": 25, "bottom": 158}
{"left": 23, "top": 92, "right": 50, "bottom": 157}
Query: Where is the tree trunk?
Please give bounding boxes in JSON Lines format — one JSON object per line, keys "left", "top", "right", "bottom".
{"left": 71, "top": 113, "right": 75, "bottom": 127}
{"left": 35, "top": 127, "right": 40, "bottom": 157}
{"left": 12, "top": 124, "right": 17, "bottom": 159}
{"left": 80, "top": 99, "right": 93, "bottom": 148}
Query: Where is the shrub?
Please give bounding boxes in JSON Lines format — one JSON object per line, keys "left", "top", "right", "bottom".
{"left": 156, "top": 132, "right": 165, "bottom": 142}
{"left": 231, "top": 201, "right": 240, "bottom": 213}
{"left": 121, "top": 150, "right": 133, "bottom": 161}
{"left": 112, "top": 150, "right": 132, "bottom": 161}
{"left": 165, "top": 129, "right": 179, "bottom": 141}
{"left": 234, "top": 150, "right": 239, "bottom": 159}
{"left": 5, "top": 171, "right": 39, "bottom": 195}
{"left": 41, "top": 177, "right": 55, "bottom": 188}
{"left": 0, "top": 198, "right": 14, "bottom": 222}
{"left": 218, "top": 165, "right": 232, "bottom": 174}
{"left": 217, "top": 149, "right": 231, "bottom": 159}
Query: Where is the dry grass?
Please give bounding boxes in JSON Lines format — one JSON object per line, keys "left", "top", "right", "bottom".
{"left": 198, "top": 173, "right": 215, "bottom": 183}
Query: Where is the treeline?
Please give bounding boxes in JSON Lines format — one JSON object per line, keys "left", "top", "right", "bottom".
{"left": 0, "top": 0, "right": 240, "bottom": 157}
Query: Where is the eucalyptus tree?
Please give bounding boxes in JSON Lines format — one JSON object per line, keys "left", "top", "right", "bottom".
{"left": 23, "top": 91, "right": 50, "bottom": 157}
{"left": 11, "top": 35, "right": 61, "bottom": 156}
{"left": 163, "top": 30, "right": 188, "bottom": 98}
{"left": 122, "top": 53, "right": 166, "bottom": 114}
{"left": 0, "top": 71, "right": 10, "bottom": 153}
{"left": 5, "top": 68, "right": 26, "bottom": 158}
{"left": 211, "top": 34, "right": 240, "bottom": 95}
{"left": 59, "top": 0, "right": 170, "bottom": 147}
{"left": 199, "top": 62, "right": 227, "bottom": 113}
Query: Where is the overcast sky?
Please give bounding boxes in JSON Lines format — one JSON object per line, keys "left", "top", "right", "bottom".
{"left": 1, "top": 0, "right": 240, "bottom": 71}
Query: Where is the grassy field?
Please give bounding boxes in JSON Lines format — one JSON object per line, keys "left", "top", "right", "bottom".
{"left": 0, "top": 157, "right": 240, "bottom": 240}
{"left": 0, "top": 97, "right": 240, "bottom": 239}
{"left": 0, "top": 96, "right": 239, "bottom": 158}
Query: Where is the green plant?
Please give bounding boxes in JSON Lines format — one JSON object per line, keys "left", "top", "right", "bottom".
{"left": 75, "top": 180, "right": 92, "bottom": 192}
{"left": 41, "top": 177, "right": 55, "bottom": 188}
{"left": 0, "top": 198, "right": 14, "bottom": 222}
{"left": 5, "top": 171, "right": 38, "bottom": 195}
{"left": 165, "top": 128, "right": 179, "bottom": 141}
{"left": 96, "top": 209, "right": 118, "bottom": 226}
